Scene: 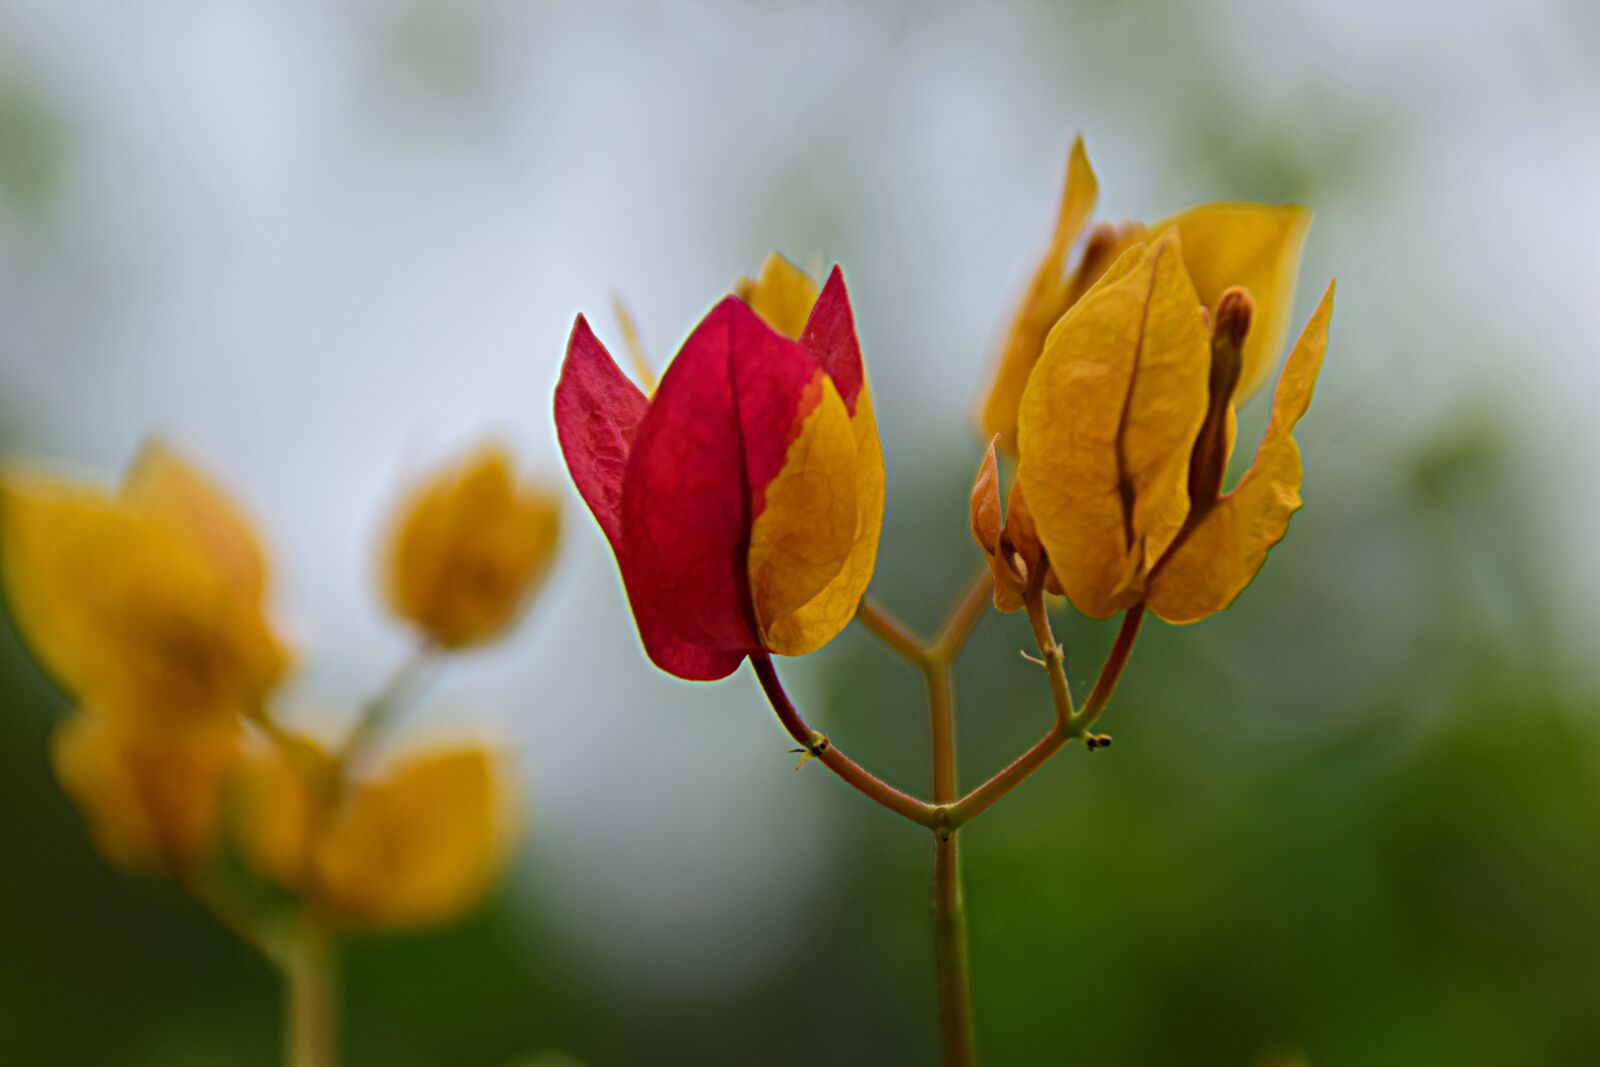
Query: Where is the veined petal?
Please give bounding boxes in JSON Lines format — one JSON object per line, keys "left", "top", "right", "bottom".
{"left": 746, "top": 372, "right": 858, "bottom": 654}
{"left": 555, "top": 316, "right": 650, "bottom": 549}
{"left": 314, "top": 744, "right": 515, "bottom": 930}
{"left": 558, "top": 317, "right": 741, "bottom": 680}
{"left": 619, "top": 299, "right": 772, "bottom": 672}
{"left": 735, "top": 252, "right": 821, "bottom": 341}
{"left": 1157, "top": 202, "right": 1311, "bottom": 403}
{"left": 980, "top": 137, "right": 1100, "bottom": 453}
{"left": 1147, "top": 282, "right": 1334, "bottom": 623}
{"left": 1016, "top": 233, "right": 1210, "bottom": 619}
{"left": 762, "top": 267, "right": 885, "bottom": 650}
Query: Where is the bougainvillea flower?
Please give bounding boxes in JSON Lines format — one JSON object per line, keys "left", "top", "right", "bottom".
{"left": 980, "top": 137, "right": 1311, "bottom": 454}
{"left": 554, "top": 262, "right": 884, "bottom": 680}
{"left": 235, "top": 733, "right": 515, "bottom": 930}
{"left": 383, "top": 444, "right": 562, "bottom": 649}
{"left": 0, "top": 442, "right": 287, "bottom": 725}
{"left": 969, "top": 439, "right": 1043, "bottom": 613}
{"left": 1016, "top": 230, "right": 1334, "bottom": 623}
{"left": 52, "top": 705, "right": 241, "bottom": 875}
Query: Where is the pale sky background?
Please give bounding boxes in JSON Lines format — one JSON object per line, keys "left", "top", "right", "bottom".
{"left": 1, "top": 0, "right": 1597, "bottom": 997}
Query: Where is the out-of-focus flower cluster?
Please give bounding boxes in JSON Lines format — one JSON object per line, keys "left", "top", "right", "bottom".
{"left": 2, "top": 442, "right": 558, "bottom": 931}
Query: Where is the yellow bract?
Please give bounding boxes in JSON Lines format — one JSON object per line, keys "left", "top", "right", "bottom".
{"left": 980, "top": 140, "right": 1312, "bottom": 453}
{"left": 738, "top": 254, "right": 888, "bottom": 658}
{"left": 980, "top": 137, "right": 1099, "bottom": 454}
{"left": 1155, "top": 203, "right": 1312, "bottom": 403}
{"left": 384, "top": 445, "right": 561, "bottom": 649}
{"left": 0, "top": 445, "right": 287, "bottom": 725}
{"left": 1017, "top": 233, "right": 1211, "bottom": 619}
{"left": 734, "top": 253, "right": 822, "bottom": 341}
{"left": 1015, "top": 221, "right": 1334, "bottom": 624}
{"left": 748, "top": 374, "right": 860, "bottom": 654}
{"left": 235, "top": 734, "right": 516, "bottom": 931}
{"left": 52, "top": 706, "right": 240, "bottom": 875}
{"left": 1145, "top": 282, "right": 1335, "bottom": 622}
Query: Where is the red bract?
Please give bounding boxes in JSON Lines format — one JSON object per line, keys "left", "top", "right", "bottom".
{"left": 554, "top": 268, "right": 884, "bottom": 681}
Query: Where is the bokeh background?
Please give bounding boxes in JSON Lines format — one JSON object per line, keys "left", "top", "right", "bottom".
{"left": 3, "top": 1, "right": 1600, "bottom": 1064}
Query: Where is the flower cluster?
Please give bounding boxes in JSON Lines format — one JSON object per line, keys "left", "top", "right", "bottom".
{"left": 558, "top": 139, "right": 1332, "bottom": 677}
{"left": 979, "top": 138, "right": 1334, "bottom": 623}
{"left": 555, "top": 254, "right": 883, "bottom": 680}
{"left": 553, "top": 137, "right": 1334, "bottom": 1067}
{"left": 1, "top": 442, "right": 555, "bottom": 931}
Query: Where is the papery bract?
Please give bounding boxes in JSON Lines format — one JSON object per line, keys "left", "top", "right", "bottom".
{"left": 1016, "top": 226, "right": 1334, "bottom": 624}
{"left": 981, "top": 139, "right": 1311, "bottom": 452}
{"left": 555, "top": 264, "right": 884, "bottom": 680}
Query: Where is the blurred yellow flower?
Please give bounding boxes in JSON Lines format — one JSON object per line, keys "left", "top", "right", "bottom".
{"left": 383, "top": 445, "right": 561, "bottom": 649}
{"left": 235, "top": 733, "right": 517, "bottom": 930}
{"left": 52, "top": 705, "right": 241, "bottom": 875}
{"left": 0, "top": 441, "right": 287, "bottom": 726}
{"left": 1015, "top": 230, "right": 1334, "bottom": 623}
{"left": 980, "top": 137, "right": 1311, "bottom": 454}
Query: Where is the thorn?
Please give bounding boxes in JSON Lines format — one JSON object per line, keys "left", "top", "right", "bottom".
{"left": 1020, "top": 650, "right": 1047, "bottom": 668}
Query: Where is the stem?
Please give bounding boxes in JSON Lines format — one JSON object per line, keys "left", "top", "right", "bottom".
{"left": 284, "top": 922, "right": 337, "bottom": 1067}
{"left": 926, "top": 652, "right": 976, "bottom": 1066}
{"left": 932, "top": 566, "right": 994, "bottom": 661}
{"left": 749, "top": 653, "right": 940, "bottom": 828}
{"left": 948, "top": 603, "right": 1145, "bottom": 829}
{"left": 1074, "top": 605, "right": 1144, "bottom": 729}
{"left": 339, "top": 642, "right": 436, "bottom": 773}
{"left": 856, "top": 597, "right": 931, "bottom": 667}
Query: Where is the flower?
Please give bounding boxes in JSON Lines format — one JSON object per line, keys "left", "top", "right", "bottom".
{"left": 980, "top": 137, "right": 1311, "bottom": 455}
{"left": 383, "top": 444, "right": 562, "bottom": 649}
{"left": 554, "top": 260, "right": 884, "bottom": 680}
{"left": 234, "top": 732, "right": 517, "bottom": 930}
{"left": 0, "top": 441, "right": 287, "bottom": 726}
{"left": 51, "top": 705, "right": 241, "bottom": 875}
{"left": 1015, "top": 229, "right": 1335, "bottom": 623}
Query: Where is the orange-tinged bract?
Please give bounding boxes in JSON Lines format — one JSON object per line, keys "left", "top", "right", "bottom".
{"left": 234, "top": 733, "right": 517, "bottom": 931}
{"left": 0, "top": 443, "right": 287, "bottom": 726}
{"left": 384, "top": 445, "right": 562, "bottom": 649}
{"left": 1016, "top": 224, "right": 1335, "bottom": 623}
{"left": 969, "top": 440, "right": 1043, "bottom": 614}
{"left": 980, "top": 139, "right": 1312, "bottom": 453}
{"left": 555, "top": 261, "right": 884, "bottom": 680}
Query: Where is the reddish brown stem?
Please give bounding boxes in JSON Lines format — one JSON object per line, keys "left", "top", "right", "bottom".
{"left": 749, "top": 653, "right": 940, "bottom": 829}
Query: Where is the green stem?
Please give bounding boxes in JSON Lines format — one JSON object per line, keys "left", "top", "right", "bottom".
{"left": 284, "top": 922, "right": 338, "bottom": 1067}
{"left": 926, "top": 654, "right": 976, "bottom": 1067}
{"left": 947, "top": 604, "right": 1145, "bottom": 828}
